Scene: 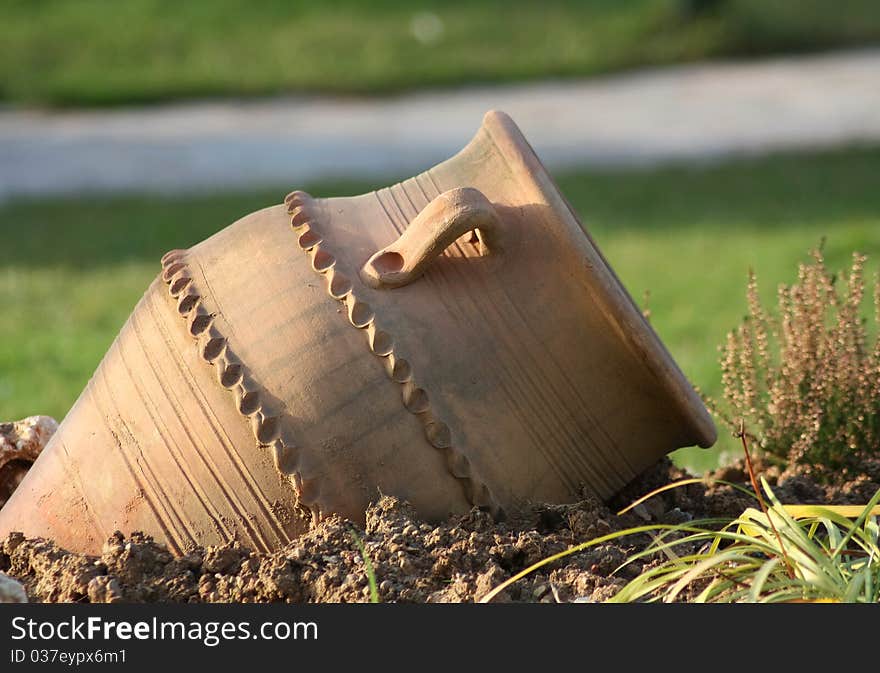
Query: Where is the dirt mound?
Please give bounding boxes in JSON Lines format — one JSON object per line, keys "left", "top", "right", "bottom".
{"left": 2, "top": 457, "right": 877, "bottom": 603}
{"left": 1, "top": 495, "right": 632, "bottom": 603}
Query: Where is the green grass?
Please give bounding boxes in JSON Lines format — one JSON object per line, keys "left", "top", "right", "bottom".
{"left": 609, "top": 480, "right": 880, "bottom": 603}
{"left": 350, "top": 529, "right": 380, "bottom": 603}
{"left": 2, "top": 147, "right": 879, "bottom": 472}
{"left": 2, "top": 0, "right": 880, "bottom": 106}
{"left": 480, "top": 479, "right": 880, "bottom": 603}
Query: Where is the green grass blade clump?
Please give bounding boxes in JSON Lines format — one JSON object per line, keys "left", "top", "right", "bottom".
{"left": 609, "top": 483, "right": 880, "bottom": 603}
{"left": 481, "top": 477, "right": 880, "bottom": 603}
{"left": 350, "top": 529, "right": 380, "bottom": 604}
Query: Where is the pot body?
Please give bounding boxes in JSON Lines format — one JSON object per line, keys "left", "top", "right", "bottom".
{"left": 0, "top": 111, "right": 715, "bottom": 554}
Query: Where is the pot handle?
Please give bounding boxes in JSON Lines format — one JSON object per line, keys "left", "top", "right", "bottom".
{"left": 360, "top": 187, "right": 501, "bottom": 290}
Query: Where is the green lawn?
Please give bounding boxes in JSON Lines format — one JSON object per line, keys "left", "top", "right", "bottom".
{"left": 2, "top": 0, "right": 879, "bottom": 106}
{"left": 2, "top": 147, "right": 879, "bottom": 472}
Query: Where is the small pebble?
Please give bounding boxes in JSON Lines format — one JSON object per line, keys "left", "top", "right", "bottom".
{"left": 0, "top": 573, "right": 27, "bottom": 603}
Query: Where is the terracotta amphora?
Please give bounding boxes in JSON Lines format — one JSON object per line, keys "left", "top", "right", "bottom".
{"left": 0, "top": 110, "right": 715, "bottom": 554}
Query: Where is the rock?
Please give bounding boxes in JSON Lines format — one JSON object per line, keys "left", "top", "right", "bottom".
{"left": 0, "top": 572, "right": 27, "bottom": 603}
{"left": 87, "top": 576, "right": 123, "bottom": 604}
{"left": 0, "top": 415, "right": 58, "bottom": 509}
{"left": 474, "top": 562, "right": 508, "bottom": 603}
{"left": 202, "top": 544, "right": 248, "bottom": 575}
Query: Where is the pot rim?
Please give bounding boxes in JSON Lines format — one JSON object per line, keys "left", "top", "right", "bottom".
{"left": 476, "top": 109, "right": 717, "bottom": 450}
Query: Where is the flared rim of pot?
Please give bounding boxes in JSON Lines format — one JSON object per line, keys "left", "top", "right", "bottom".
{"left": 474, "top": 109, "right": 717, "bottom": 450}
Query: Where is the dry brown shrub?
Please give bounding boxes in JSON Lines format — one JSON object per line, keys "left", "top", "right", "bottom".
{"left": 715, "top": 246, "right": 880, "bottom": 475}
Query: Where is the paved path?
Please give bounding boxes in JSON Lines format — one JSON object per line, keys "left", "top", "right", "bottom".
{"left": 2, "top": 49, "right": 879, "bottom": 201}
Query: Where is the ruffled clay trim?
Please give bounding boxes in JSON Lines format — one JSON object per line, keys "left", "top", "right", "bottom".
{"left": 284, "top": 191, "right": 499, "bottom": 514}
{"left": 159, "top": 249, "right": 323, "bottom": 520}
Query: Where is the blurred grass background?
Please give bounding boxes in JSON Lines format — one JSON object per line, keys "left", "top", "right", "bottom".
{"left": 1, "top": 0, "right": 880, "bottom": 106}
{"left": 2, "top": 147, "right": 879, "bottom": 469}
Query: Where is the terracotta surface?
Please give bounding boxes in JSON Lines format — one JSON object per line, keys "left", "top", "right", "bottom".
{"left": 0, "top": 110, "right": 715, "bottom": 554}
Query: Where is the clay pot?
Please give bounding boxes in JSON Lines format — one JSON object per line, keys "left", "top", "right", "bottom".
{"left": 0, "top": 110, "right": 715, "bottom": 554}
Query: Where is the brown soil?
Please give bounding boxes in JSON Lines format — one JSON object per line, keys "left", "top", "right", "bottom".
{"left": 2, "top": 457, "right": 878, "bottom": 604}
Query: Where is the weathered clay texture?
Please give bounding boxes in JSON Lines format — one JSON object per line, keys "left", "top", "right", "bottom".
{"left": 0, "top": 111, "right": 714, "bottom": 554}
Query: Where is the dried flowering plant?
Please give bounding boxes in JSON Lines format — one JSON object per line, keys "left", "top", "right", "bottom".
{"left": 715, "top": 247, "right": 880, "bottom": 474}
